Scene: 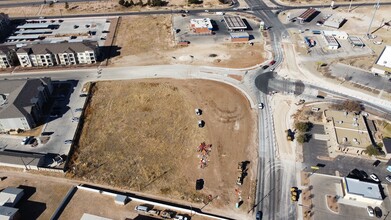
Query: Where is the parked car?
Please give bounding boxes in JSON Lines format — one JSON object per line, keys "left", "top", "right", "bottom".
{"left": 256, "top": 211, "right": 263, "bottom": 220}
{"left": 79, "top": 94, "right": 88, "bottom": 97}
{"left": 367, "top": 206, "right": 374, "bottom": 217}
{"left": 360, "top": 170, "right": 368, "bottom": 179}
{"left": 374, "top": 207, "right": 382, "bottom": 218}
{"left": 75, "top": 108, "right": 83, "bottom": 112}
{"left": 134, "top": 205, "right": 149, "bottom": 212}
{"left": 385, "top": 175, "right": 391, "bottom": 183}
{"left": 370, "top": 173, "right": 380, "bottom": 182}
{"left": 21, "top": 136, "right": 33, "bottom": 145}
{"left": 269, "top": 60, "right": 276, "bottom": 65}
{"left": 258, "top": 103, "right": 264, "bottom": 109}
{"left": 173, "top": 214, "right": 188, "bottom": 220}
{"left": 262, "top": 65, "right": 269, "bottom": 70}
{"left": 373, "top": 160, "right": 381, "bottom": 167}
{"left": 64, "top": 140, "right": 72, "bottom": 144}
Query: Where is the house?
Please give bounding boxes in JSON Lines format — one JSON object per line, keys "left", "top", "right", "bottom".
{"left": 16, "top": 42, "right": 99, "bottom": 67}
{"left": 0, "top": 206, "right": 19, "bottom": 220}
{"left": 0, "top": 78, "right": 53, "bottom": 132}
{"left": 371, "top": 45, "right": 391, "bottom": 76}
{"left": 0, "top": 46, "right": 17, "bottom": 68}
{"left": 0, "top": 188, "right": 24, "bottom": 207}
{"left": 190, "top": 18, "right": 213, "bottom": 34}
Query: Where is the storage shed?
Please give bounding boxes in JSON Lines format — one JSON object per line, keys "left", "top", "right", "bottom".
{"left": 230, "top": 32, "right": 250, "bottom": 42}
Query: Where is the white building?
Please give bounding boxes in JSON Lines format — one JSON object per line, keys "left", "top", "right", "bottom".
{"left": 16, "top": 42, "right": 98, "bottom": 67}
{"left": 342, "top": 177, "right": 384, "bottom": 206}
{"left": 190, "top": 18, "right": 213, "bottom": 34}
{"left": 372, "top": 45, "right": 391, "bottom": 76}
{"left": 323, "top": 35, "right": 339, "bottom": 50}
{"left": 0, "top": 206, "right": 19, "bottom": 220}
{"left": 324, "top": 16, "right": 346, "bottom": 29}
{"left": 323, "top": 30, "right": 348, "bottom": 40}
{"left": 0, "top": 188, "right": 24, "bottom": 207}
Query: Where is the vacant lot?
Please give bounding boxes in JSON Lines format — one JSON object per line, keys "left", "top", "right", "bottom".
{"left": 69, "top": 79, "right": 256, "bottom": 218}
{"left": 111, "top": 15, "right": 265, "bottom": 68}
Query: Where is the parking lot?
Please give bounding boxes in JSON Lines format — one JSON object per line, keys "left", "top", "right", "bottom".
{"left": 309, "top": 174, "right": 391, "bottom": 220}
{"left": 0, "top": 79, "right": 87, "bottom": 165}
{"left": 172, "top": 13, "right": 261, "bottom": 45}
{"left": 7, "top": 17, "right": 111, "bottom": 47}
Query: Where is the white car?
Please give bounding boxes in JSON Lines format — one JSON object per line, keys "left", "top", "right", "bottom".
{"left": 370, "top": 173, "right": 380, "bottom": 182}
{"left": 367, "top": 206, "right": 374, "bottom": 217}
{"left": 258, "top": 103, "right": 264, "bottom": 109}
{"left": 174, "top": 215, "right": 188, "bottom": 220}
{"left": 386, "top": 176, "right": 391, "bottom": 183}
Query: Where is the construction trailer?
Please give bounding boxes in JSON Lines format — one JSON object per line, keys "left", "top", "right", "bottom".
{"left": 230, "top": 32, "right": 250, "bottom": 42}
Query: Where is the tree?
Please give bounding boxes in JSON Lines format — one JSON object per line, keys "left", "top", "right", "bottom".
{"left": 365, "top": 145, "right": 381, "bottom": 156}
{"left": 124, "top": 1, "right": 130, "bottom": 6}
{"left": 119, "top": 0, "right": 125, "bottom": 5}
{"left": 296, "top": 133, "right": 311, "bottom": 144}
{"left": 147, "top": 0, "right": 151, "bottom": 5}
{"left": 331, "top": 100, "right": 363, "bottom": 112}
{"left": 294, "top": 121, "right": 313, "bottom": 133}
{"left": 129, "top": 0, "right": 135, "bottom": 6}
{"left": 188, "top": 0, "right": 202, "bottom": 4}
{"left": 64, "top": 2, "right": 69, "bottom": 9}
{"left": 139, "top": 0, "right": 144, "bottom": 6}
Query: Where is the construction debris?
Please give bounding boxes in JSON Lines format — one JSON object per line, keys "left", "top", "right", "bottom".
{"left": 197, "top": 142, "right": 212, "bottom": 169}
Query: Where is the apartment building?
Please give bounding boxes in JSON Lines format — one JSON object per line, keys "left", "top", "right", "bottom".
{"left": 16, "top": 42, "right": 99, "bottom": 67}
{"left": 0, "top": 78, "right": 53, "bottom": 132}
{"left": 0, "top": 45, "right": 16, "bottom": 68}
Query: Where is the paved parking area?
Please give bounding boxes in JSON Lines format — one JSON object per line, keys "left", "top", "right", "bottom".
{"left": 172, "top": 13, "right": 261, "bottom": 44}
{"left": 0, "top": 80, "right": 87, "bottom": 157}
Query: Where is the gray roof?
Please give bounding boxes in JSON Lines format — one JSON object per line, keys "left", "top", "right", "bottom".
{"left": 1, "top": 188, "right": 23, "bottom": 196}
{"left": 0, "top": 78, "right": 51, "bottom": 119}
{"left": 345, "top": 177, "right": 383, "bottom": 200}
{"left": 0, "top": 45, "right": 15, "bottom": 55}
{"left": 17, "top": 42, "right": 97, "bottom": 55}
{"left": 383, "top": 138, "right": 391, "bottom": 154}
{"left": 0, "top": 206, "right": 18, "bottom": 217}
{"left": 224, "top": 16, "right": 247, "bottom": 29}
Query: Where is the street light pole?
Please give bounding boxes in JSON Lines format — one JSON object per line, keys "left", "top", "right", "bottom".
{"left": 367, "top": 0, "right": 380, "bottom": 37}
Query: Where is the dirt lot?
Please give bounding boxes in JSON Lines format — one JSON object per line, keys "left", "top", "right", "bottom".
{"left": 1, "top": 0, "right": 224, "bottom": 17}
{"left": 111, "top": 15, "right": 265, "bottom": 68}
{"left": 0, "top": 172, "right": 72, "bottom": 220}
{"left": 276, "top": 0, "right": 391, "bottom": 6}
{"left": 68, "top": 79, "right": 257, "bottom": 218}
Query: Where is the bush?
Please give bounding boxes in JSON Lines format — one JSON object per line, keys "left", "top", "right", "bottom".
{"left": 188, "top": 0, "right": 203, "bottom": 4}
{"left": 365, "top": 145, "right": 381, "bottom": 156}
{"left": 295, "top": 121, "right": 313, "bottom": 133}
{"left": 119, "top": 0, "right": 125, "bottom": 5}
{"left": 331, "top": 100, "right": 363, "bottom": 112}
{"left": 296, "top": 133, "right": 312, "bottom": 144}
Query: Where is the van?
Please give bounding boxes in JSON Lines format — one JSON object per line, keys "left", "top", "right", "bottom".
{"left": 311, "top": 107, "right": 320, "bottom": 112}
{"left": 134, "top": 205, "right": 149, "bottom": 212}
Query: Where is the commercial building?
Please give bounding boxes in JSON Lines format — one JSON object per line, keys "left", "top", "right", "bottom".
{"left": 16, "top": 42, "right": 99, "bottom": 67}
{"left": 348, "top": 36, "right": 365, "bottom": 48}
{"left": 342, "top": 177, "right": 384, "bottom": 205}
{"left": 323, "top": 16, "right": 346, "bottom": 29}
{"left": 323, "top": 30, "right": 348, "bottom": 40}
{"left": 223, "top": 16, "right": 247, "bottom": 31}
{"left": 230, "top": 32, "right": 250, "bottom": 42}
{"left": 190, "top": 18, "right": 213, "bottom": 34}
{"left": 383, "top": 138, "right": 391, "bottom": 159}
{"left": 0, "top": 46, "right": 17, "bottom": 69}
{"left": 297, "top": 8, "right": 319, "bottom": 23}
{"left": 0, "top": 78, "right": 53, "bottom": 132}
{"left": 0, "top": 13, "right": 10, "bottom": 39}
{"left": 323, "top": 35, "right": 339, "bottom": 50}
{"left": 372, "top": 45, "right": 391, "bottom": 76}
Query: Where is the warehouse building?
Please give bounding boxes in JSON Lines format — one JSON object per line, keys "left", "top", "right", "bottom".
{"left": 190, "top": 18, "right": 213, "bottom": 34}
{"left": 224, "top": 16, "right": 247, "bottom": 31}
{"left": 323, "top": 30, "right": 348, "bottom": 40}
{"left": 348, "top": 36, "right": 365, "bottom": 48}
{"left": 16, "top": 41, "right": 99, "bottom": 67}
{"left": 323, "top": 35, "right": 339, "bottom": 50}
{"left": 0, "top": 78, "right": 53, "bottom": 132}
{"left": 230, "top": 32, "right": 250, "bottom": 42}
{"left": 323, "top": 16, "right": 346, "bottom": 29}
{"left": 372, "top": 45, "right": 391, "bottom": 76}
{"left": 297, "top": 8, "right": 319, "bottom": 23}
{"left": 342, "top": 177, "right": 384, "bottom": 206}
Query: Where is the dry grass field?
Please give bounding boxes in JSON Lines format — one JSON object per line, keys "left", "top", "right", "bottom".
{"left": 68, "top": 79, "right": 257, "bottom": 218}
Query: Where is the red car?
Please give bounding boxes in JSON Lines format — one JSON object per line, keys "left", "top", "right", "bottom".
{"left": 269, "top": 60, "right": 276, "bottom": 65}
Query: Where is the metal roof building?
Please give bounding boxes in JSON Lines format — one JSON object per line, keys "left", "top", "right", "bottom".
{"left": 372, "top": 45, "right": 391, "bottom": 75}
{"left": 323, "top": 16, "right": 346, "bottom": 29}
{"left": 323, "top": 35, "right": 339, "bottom": 50}
{"left": 0, "top": 188, "right": 24, "bottom": 207}
{"left": 297, "top": 8, "right": 318, "bottom": 23}
{"left": 0, "top": 206, "right": 18, "bottom": 220}
{"left": 344, "top": 177, "right": 384, "bottom": 201}
{"left": 223, "top": 16, "right": 247, "bottom": 31}
{"left": 348, "top": 36, "right": 365, "bottom": 48}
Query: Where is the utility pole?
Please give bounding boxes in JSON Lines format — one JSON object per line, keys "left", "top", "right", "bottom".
{"left": 367, "top": 0, "right": 380, "bottom": 37}
{"left": 348, "top": 0, "right": 353, "bottom": 12}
